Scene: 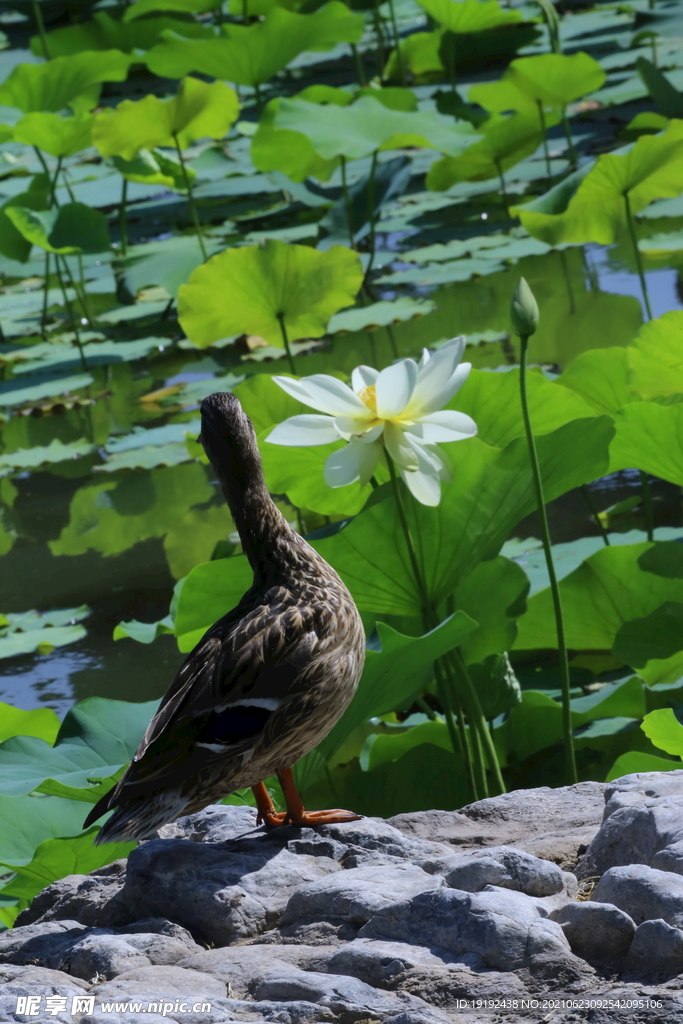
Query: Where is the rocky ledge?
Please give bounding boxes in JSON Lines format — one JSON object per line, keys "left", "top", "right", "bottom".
{"left": 1, "top": 771, "right": 683, "bottom": 1024}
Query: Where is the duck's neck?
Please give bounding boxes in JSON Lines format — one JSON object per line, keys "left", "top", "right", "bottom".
{"left": 217, "top": 454, "right": 303, "bottom": 580}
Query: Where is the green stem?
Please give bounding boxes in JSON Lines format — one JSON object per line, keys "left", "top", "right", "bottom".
{"left": 40, "top": 252, "right": 50, "bottom": 339}
{"left": 173, "top": 133, "right": 207, "bottom": 261}
{"left": 561, "top": 109, "right": 578, "bottom": 170}
{"left": 581, "top": 483, "right": 610, "bottom": 546}
{"left": 364, "top": 151, "right": 378, "bottom": 281}
{"left": 624, "top": 191, "right": 652, "bottom": 321}
{"left": 54, "top": 258, "right": 87, "bottom": 371}
{"left": 31, "top": 0, "right": 51, "bottom": 59}
{"left": 119, "top": 177, "right": 128, "bottom": 257}
{"left": 558, "top": 248, "right": 576, "bottom": 314}
{"left": 448, "top": 648, "right": 505, "bottom": 795}
{"left": 435, "top": 656, "right": 477, "bottom": 802}
{"left": 371, "top": 0, "right": 386, "bottom": 78}
{"left": 416, "top": 697, "right": 437, "bottom": 720}
{"left": 537, "top": 101, "right": 552, "bottom": 181}
{"left": 50, "top": 156, "right": 62, "bottom": 205}
{"left": 640, "top": 470, "right": 655, "bottom": 541}
{"left": 340, "top": 156, "right": 355, "bottom": 249}
{"left": 253, "top": 81, "right": 263, "bottom": 116}
{"left": 33, "top": 145, "right": 50, "bottom": 181}
{"left": 351, "top": 43, "right": 366, "bottom": 86}
{"left": 276, "top": 311, "right": 297, "bottom": 375}
{"left": 519, "top": 333, "right": 577, "bottom": 784}
{"left": 496, "top": 160, "right": 509, "bottom": 216}
{"left": 385, "top": 323, "right": 399, "bottom": 358}
{"left": 61, "top": 254, "right": 91, "bottom": 325}
{"left": 386, "top": 0, "right": 406, "bottom": 85}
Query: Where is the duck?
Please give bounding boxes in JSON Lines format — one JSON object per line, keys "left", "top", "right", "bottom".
{"left": 85, "top": 391, "right": 366, "bottom": 843}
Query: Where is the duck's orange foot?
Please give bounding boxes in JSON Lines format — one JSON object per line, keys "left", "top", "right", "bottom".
{"left": 262, "top": 808, "right": 362, "bottom": 828}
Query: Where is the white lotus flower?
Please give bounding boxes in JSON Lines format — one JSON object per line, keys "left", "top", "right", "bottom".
{"left": 266, "top": 336, "right": 477, "bottom": 506}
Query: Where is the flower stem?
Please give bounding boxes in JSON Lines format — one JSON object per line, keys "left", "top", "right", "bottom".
{"left": 537, "top": 101, "right": 552, "bottom": 181}
{"left": 519, "top": 334, "right": 577, "bottom": 784}
{"left": 173, "top": 133, "right": 207, "bottom": 261}
{"left": 387, "top": 0, "right": 406, "bottom": 85}
{"left": 363, "top": 151, "right": 378, "bottom": 283}
{"left": 55, "top": 257, "right": 87, "bottom": 372}
{"left": 340, "top": 156, "right": 355, "bottom": 250}
{"left": 447, "top": 648, "right": 505, "bottom": 796}
{"left": 624, "top": 191, "right": 652, "bottom": 321}
{"left": 276, "top": 311, "right": 297, "bottom": 375}
{"left": 561, "top": 109, "right": 578, "bottom": 170}
{"left": 495, "top": 160, "right": 509, "bottom": 216}
{"left": 559, "top": 248, "right": 576, "bottom": 314}
{"left": 40, "top": 252, "right": 50, "bottom": 339}
{"left": 581, "top": 483, "right": 610, "bottom": 546}
{"left": 640, "top": 470, "right": 654, "bottom": 541}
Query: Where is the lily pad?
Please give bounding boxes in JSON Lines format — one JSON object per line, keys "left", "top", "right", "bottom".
{"left": 327, "top": 298, "right": 436, "bottom": 334}
{"left": 0, "top": 372, "right": 94, "bottom": 410}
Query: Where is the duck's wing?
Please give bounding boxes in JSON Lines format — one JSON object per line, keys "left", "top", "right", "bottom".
{"left": 85, "top": 587, "right": 330, "bottom": 823}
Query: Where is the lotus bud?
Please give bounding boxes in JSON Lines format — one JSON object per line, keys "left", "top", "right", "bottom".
{"left": 510, "top": 277, "right": 539, "bottom": 337}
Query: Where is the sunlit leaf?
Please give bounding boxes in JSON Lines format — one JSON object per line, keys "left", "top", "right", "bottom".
{"left": 516, "top": 121, "right": 683, "bottom": 245}
{"left": 144, "top": 3, "right": 364, "bottom": 87}
{"left": 427, "top": 111, "right": 556, "bottom": 190}
{"left": 93, "top": 77, "right": 239, "bottom": 159}
{"left": 557, "top": 347, "right": 636, "bottom": 414}
{"left": 6, "top": 202, "right": 110, "bottom": 255}
{"left": 124, "top": 0, "right": 221, "bottom": 19}
{"left": 606, "top": 750, "right": 680, "bottom": 781}
{"left": 471, "top": 52, "right": 605, "bottom": 113}
{"left": 30, "top": 12, "right": 214, "bottom": 58}
{"left": 0, "top": 703, "right": 60, "bottom": 744}
{"left": 0, "top": 178, "right": 50, "bottom": 263}
{"left": 415, "top": 0, "right": 522, "bottom": 32}
{"left": 112, "top": 149, "right": 192, "bottom": 191}
{"left": 13, "top": 112, "right": 93, "bottom": 158}
{"left": 609, "top": 402, "right": 683, "bottom": 485}
{"left": 114, "top": 617, "right": 175, "bottom": 644}
{"left": 174, "top": 555, "right": 253, "bottom": 651}
{"left": 178, "top": 239, "right": 363, "bottom": 348}
{"left": 455, "top": 556, "right": 528, "bottom": 663}
{"left": 640, "top": 707, "right": 683, "bottom": 757}
{"left": 0, "top": 51, "right": 131, "bottom": 113}
{"left": 613, "top": 601, "right": 683, "bottom": 668}
{"left": 628, "top": 309, "right": 683, "bottom": 399}
{"left": 0, "top": 795, "right": 93, "bottom": 867}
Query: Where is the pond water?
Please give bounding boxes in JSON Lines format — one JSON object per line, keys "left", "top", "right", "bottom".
{"left": 1, "top": 0, "right": 683, "bottom": 717}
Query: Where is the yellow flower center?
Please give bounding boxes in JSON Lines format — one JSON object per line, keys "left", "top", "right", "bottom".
{"left": 358, "top": 384, "right": 377, "bottom": 412}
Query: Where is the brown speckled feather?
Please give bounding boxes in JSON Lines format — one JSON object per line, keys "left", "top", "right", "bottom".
{"left": 86, "top": 392, "right": 365, "bottom": 843}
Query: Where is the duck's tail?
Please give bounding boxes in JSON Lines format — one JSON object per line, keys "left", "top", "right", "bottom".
{"left": 84, "top": 787, "right": 188, "bottom": 845}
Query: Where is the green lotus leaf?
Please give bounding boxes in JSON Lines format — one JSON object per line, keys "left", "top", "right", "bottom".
{"left": 124, "top": 0, "right": 221, "bottom": 20}
{"left": 613, "top": 601, "right": 683, "bottom": 668}
{"left": 609, "top": 402, "right": 683, "bottom": 484}
{"left": 112, "top": 149, "right": 192, "bottom": 190}
{"left": 114, "top": 617, "right": 175, "bottom": 644}
{"left": 516, "top": 120, "right": 683, "bottom": 245}
{"left": 628, "top": 310, "right": 683, "bottom": 400}
{"left": 455, "top": 556, "right": 529, "bottom": 664}
{"left": 606, "top": 750, "right": 680, "bottom": 781}
{"left": 0, "top": 50, "right": 131, "bottom": 114}
{"left": 0, "top": 830, "right": 135, "bottom": 902}
{"left": 93, "top": 77, "right": 239, "bottom": 159}
{"left": 639, "top": 541, "right": 683, "bottom": 579}
{"left": 273, "top": 94, "right": 475, "bottom": 161}
{"left": 515, "top": 542, "right": 683, "bottom": 654}
{"left": 0, "top": 178, "right": 50, "bottom": 263}
{"left": 144, "top": 3, "right": 365, "bottom": 86}
{"left": 30, "top": 12, "right": 213, "bottom": 59}
{"left": 314, "top": 416, "right": 614, "bottom": 616}
{"left": 426, "top": 111, "right": 558, "bottom": 189}
{"left": 636, "top": 57, "right": 683, "bottom": 120}
{"left": 0, "top": 702, "right": 60, "bottom": 744}
{"left": 0, "top": 795, "right": 96, "bottom": 868}
{"left": 175, "top": 554, "right": 254, "bottom": 651}
{"left": 415, "top": 0, "right": 522, "bottom": 33}
{"left": 472, "top": 52, "right": 605, "bottom": 114}
{"left": 450, "top": 367, "right": 594, "bottom": 449}
{"left": 640, "top": 707, "right": 683, "bottom": 757}
{"left": 327, "top": 298, "right": 436, "bottom": 334}
{"left": 557, "top": 347, "right": 636, "bottom": 415}
{"left": 117, "top": 235, "right": 223, "bottom": 300}
{"left": 0, "top": 697, "right": 159, "bottom": 798}
{"left": 6, "top": 202, "right": 110, "bottom": 256}
{"left": 12, "top": 112, "right": 93, "bottom": 158}
{"left": 178, "top": 239, "right": 363, "bottom": 349}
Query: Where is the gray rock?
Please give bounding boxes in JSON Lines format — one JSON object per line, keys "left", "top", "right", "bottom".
{"left": 325, "top": 939, "right": 458, "bottom": 988}
{"left": 592, "top": 864, "right": 683, "bottom": 927}
{"left": 68, "top": 929, "right": 201, "bottom": 982}
{"left": 281, "top": 863, "right": 445, "bottom": 930}
{"left": 577, "top": 771, "right": 683, "bottom": 879}
{"left": 0, "top": 921, "right": 89, "bottom": 969}
{"left": 549, "top": 901, "right": 636, "bottom": 966}
{"left": 176, "top": 943, "right": 335, "bottom": 997}
{"left": 421, "top": 845, "right": 568, "bottom": 897}
{"left": 625, "top": 918, "right": 683, "bottom": 980}
{"left": 92, "top": 965, "right": 227, "bottom": 1003}
{"left": 359, "top": 885, "right": 580, "bottom": 974}
{"left": 389, "top": 781, "right": 605, "bottom": 870}
{"left": 15, "top": 862, "right": 129, "bottom": 930}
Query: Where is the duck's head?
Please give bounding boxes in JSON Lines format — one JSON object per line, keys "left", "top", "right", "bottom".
{"left": 199, "top": 392, "right": 263, "bottom": 497}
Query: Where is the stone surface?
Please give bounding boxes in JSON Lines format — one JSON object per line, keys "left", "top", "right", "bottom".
{"left": 420, "top": 844, "right": 569, "bottom": 897}
{"left": 389, "top": 781, "right": 606, "bottom": 870}
{"left": 592, "top": 863, "right": 683, "bottom": 927}
{"left": 625, "top": 918, "right": 683, "bottom": 979}
{"left": 550, "top": 901, "right": 636, "bottom": 966}
{"left": 4, "top": 778, "right": 683, "bottom": 1023}
{"left": 577, "top": 770, "right": 683, "bottom": 879}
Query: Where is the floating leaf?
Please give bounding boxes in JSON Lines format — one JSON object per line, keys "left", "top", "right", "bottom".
{"left": 327, "top": 298, "right": 436, "bottom": 334}
{"left": 178, "top": 239, "right": 363, "bottom": 349}
{"left": 93, "top": 77, "right": 239, "bottom": 159}
{"left": 0, "top": 703, "right": 60, "bottom": 745}
{"left": 114, "top": 616, "right": 175, "bottom": 644}
{"left": 145, "top": 3, "right": 364, "bottom": 87}
{"left": 6, "top": 202, "right": 110, "bottom": 256}
{"left": 0, "top": 51, "right": 131, "bottom": 114}
{"left": 0, "top": 372, "right": 94, "bottom": 410}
